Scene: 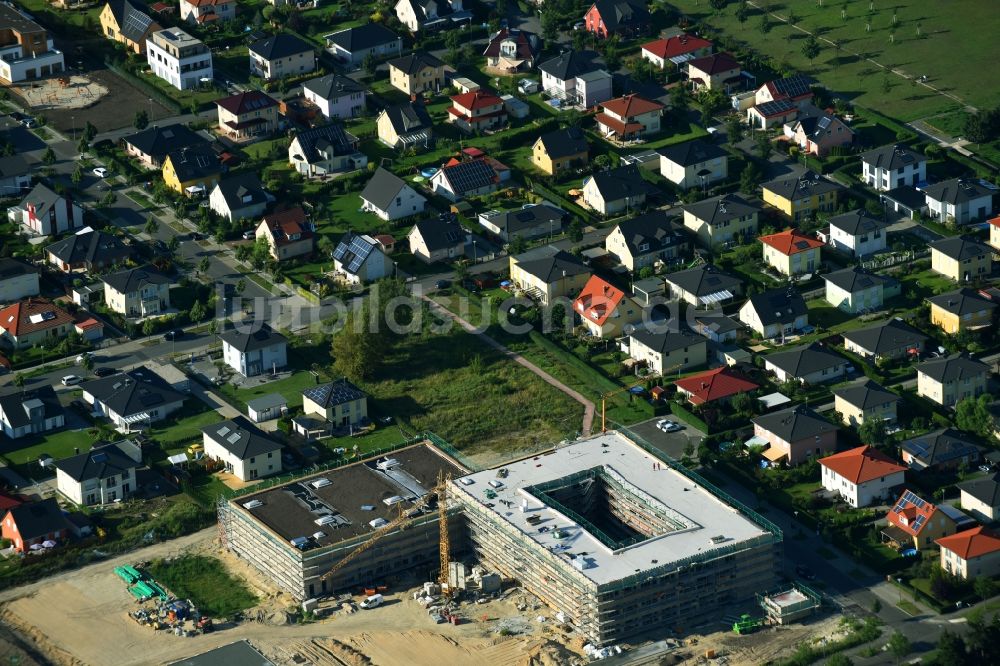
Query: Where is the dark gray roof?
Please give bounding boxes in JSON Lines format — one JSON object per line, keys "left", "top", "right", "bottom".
{"left": 794, "top": 110, "right": 849, "bottom": 140}
{"left": 202, "top": 416, "right": 282, "bottom": 459}
{"left": 212, "top": 173, "right": 267, "bottom": 211}
{"left": 18, "top": 183, "right": 63, "bottom": 220}
{"left": 693, "top": 313, "right": 742, "bottom": 335}
{"left": 929, "top": 235, "right": 991, "bottom": 262}
{"left": 386, "top": 51, "right": 443, "bottom": 74}
{"left": 0, "top": 154, "right": 30, "bottom": 179}
{"left": 901, "top": 428, "right": 981, "bottom": 466}
{"left": 883, "top": 185, "right": 926, "bottom": 209}
{"left": 592, "top": 0, "right": 649, "bottom": 31}
{"left": 860, "top": 144, "right": 926, "bottom": 171}
{"left": 482, "top": 204, "right": 564, "bottom": 237}
{"left": 219, "top": 323, "right": 287, "bottom": 353}
{"left": 587, "top": 165, "right": 658, "bottom": 202}
{"left": 927, "top": 288, "right": 999, "bottom": 316}
{"left": 0, "top": 385, "right": 64, "bottom": 430}
{"left": 325, "top": 23, "right": 400, "bottom": 53}
{"left": 827, "top": 209, "right": 889, "bottom": 236}
{"left": 922, "top": 178, "right": 995, "bottom": 205}
{"left": 46, "top": 230, "right": 132, "bottom": 268}
{"left": 613, "top": 211, "right": 687, "bottom": 257}
{"left": 958, "top": 473, "right": 1000, "bottom": 508}
{"left": 917, "top": 354, "right": 990, "bottom": 383}
{"left": 841, "top": 318, "right": 928, "bottom": 355}
{"left": 81, "top": 368, "right": 186, "bottom": 419}
{"left": 302, "top": 74, "right": 366, "bottom": 100}
{"left": 753, "top": 405, "right": 837, "bottom": 442}
{"left": 832, "top": 379, "right": 901, "bottom": 410}
{"left": 0, "top": 257, "right": 36, "bottom": 280}
{"left": 122, "top": 124, "right": 206, "bottom": 161}
{"left": 302, "top": 379, "right": 366, "bottom": 408}
{"left": 513, "top": 247, "right": 589, "bottom": 283}
{"left": 380, "top": 101, "right": 432, "bottom": 136}
{"left": 764, "top": 342, "right": 846, "bottom": 378}
{"left": 821, "top": 266, "right": 891, "bottom": 293}
{"left": 665, "top": 264, "right": 742, "bottom": 297}
{"left": 101, "top": 265, "right": 171, "bottom": 294}
{"left": 538, "top": 51, "right": 596, "bottom": 80}
{"left": 744, "top": 288, "right": 807, "bottom": 326}
{"left": 761, "top": 170, "right": 842, "bottom": 201}
{"left": 411, "top": 217, "right": 465, "bottom": 252}
{"left": 683, "top": 193, "right": 760, "bottom": 226}
{"left": 107, "top": 0, "right": 156, "bottom": 43}
{"left": 291, "top": 124, "right": 359, "bottom": 163}
{"left": 658, "top": 139, "right": 727, "bottom": 167}
{"left": 165, "top": 144, "right": 220, "bottom": 183}
{"left": 629, "top": 328, "right": 705, "bottom": 355}
{"left": 4, "top": 498, "right": 68, "bottom": 541}
{"left": 250, "top": 33, "right": 313, "bottom": 60}
{"left": 53, "top": 443, "right": 136, "bottom": 482}
{"left": 537, "top": 127, "right": 589, "bottom": 160}
{"left": 168, "top": 641, "right": 277, "bottom": 666}
{"left": 360, "top": 167, "right": 411, "bottom": 211}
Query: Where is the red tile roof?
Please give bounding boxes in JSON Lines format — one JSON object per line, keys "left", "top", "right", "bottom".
{"left": 599, "top": 94, "right": 664, "bottom": 119}
{"left": 642, "top": 34, "right": 712, "bottom": 59}
{"left": 574, "top": 276, "right": 626, "bottom": 327}
{"left": 215, "top": 90, "right": 277, "bottom": 116}
{"left": 886, "top": 491, "right": 937, "bottom": 537}
{"left": 450, "top": 91, "right": 503, "bottom": 111}
{"left": 594, "top": 113, "right": 645, "bottom": 137}
{"left": 937, "top": 526, "right": 1000, "bottom": 560}
{"left": 0, "top": 492, "right": 24, "bottom": 513}
{"left": 0, "top": 299, "right": 75, "bottom": 337}
{"left": 687, "top": 52, "right": 740, "bottom": 75}
{"left": 988, "top": 215, "right": 1000, "bottom": 228}
{"left": 674, "top": 367, "right": 759, "bottom": 405}
{"left": 759, "top": 229, "right": 824, "bottom": 255}
{"left": 819, "top": 445, "right": 907, "bottom": 485}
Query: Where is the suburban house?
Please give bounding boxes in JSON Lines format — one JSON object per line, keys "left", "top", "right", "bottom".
{"left": 693, "top": 313, "right": 744, "bottom": 344}
{"left": 825, "top": 209, "right": 889, "bottom": 257}
{"left": 478, "top": 204, "right": 564, "bottom": 244}
{"left": 180, "top": 0, "right": 234, "bottom": 24}
{"left": 658, "top": 139, "right": 728, "bottom": 190}
{"left": 394, "top": 0, "right": 469, "bottom": 33}
{"left": 0, "top": 155, "right": 31, "bottom": 195}
{"left": 860, "top": 144, "right": 926, "bottom": 191}
{"left": 293, "top": 380, "right": 369, "bottom": 439}
{"left": 11, "top": 184, "right": 83, "bottom": 237}
{"left": 0, "top": 298, "right": 75, "bottom": 350}
{"left": 202, "top": 417, "right": 282, "bottom": 482}
{"left": 447, "top": 91, "right": 507, "bottom": 134}
{"left": 641, "top": 33, "right": 712, "bottom": 69}
{"left": 121, "top": 124, "right": 206, "bottom": 169}
{"left": 1, "top": 499, "right": 70, "bottom": 553}
{"left": 146, "top": 27, "right": 212, "bottom": 91}
{"left": 686, "top": 52, "right": 742, "bottom": 92}
{"left": 959, "top": 474, "right": 1000, "bottom": 522}
{"left": 101, "top": 265, "right": 171, "bottom": 318}
{"left": 483, "top": 28, "right": 540, "bottom": 72}
{"left": 903, "top": 428, "right": 981, "bottom": 473}
{"left": 938, "top": 527, "right": 1000, "bottom": 580}
{"left": 249, "top": 33, "right": 315, "bottom": 80}
{"left": 55, "top": 442, "right": 140, "bottom": 506}
{"left": 325, "top": 24, "right": 403, "bottom": 65}
{"left": 759, "top": 229, "right": 823, "bottom": 277}
{"left": 763, "top": 342, "right": 849, "bottom": 385}
{"left": 0, "top": 4, "right": 63, "bottom": 84}
{"left": 532, "top": 127, "right": 589, "bottom": 176}
{"left": 760, "top": 171, "right": 841, "bottom": 222}
{"left": 785, "top": 109, "right": 854, "bottom": 157}
{"left": 360, "top": 168, "right": 426, "bottom": 221}
{"left": 220, "top": 323, "right": 288, "bottom": 377}
{"left": 832, "top": 379, "right": 901, "bottom": 428}
{"left": 595, "top": 94, "right": 664, "bottom": 142}
{"left": 81, "top": 368, "right": 186, "bottom": 431}
{"left": 509, "top": 246, "right": 590, "bottom": 306}
{"left": 748, "top": 75, "right": 813, "bottom": 129}
{"left": 682, "top": 193, "right": 760, "bottom": 248}
{"left": 841, "top": 318, "right": 927, "bottom": 362}
{"left": 584, "top": 0, "right": 649, "bottom": 39}
{"left": 376, "top": 101, "right": 433, "bottom": 150}
{"left": 664, "top": 264, "right": 742, "bottom": 308}
{"left": 100, "top": 0, "right": 160, "bottom": 54}
{"left": 822, "top": 266, "right": 893, "bottom": 314}
{"left": 255, "top": 207, "right": 313, "bottom": 261}
{"left": 916, "top": 354, "right": 989, "bottom": 408}
{"left": 0, "top": 385, "right": 65, "bottom": 439}
{"left": 884, "top": 490, "right": 969, "bottom": 550}
{"left": 881, "top": 185, "right": 929, "bottom": 220}
{"left": 573, "top": 275, "right": 642, "bottom": 338}
{"left": 302, "top": 74, "right": 366, "bottom": 120}
{"left": 538, "top": 51, "right": 612, "bottom": 108}
{"left": 386, "top": 51, "right": 445, "bottom": 95}
{"left": 990, "top": 216, "right": 1000, "bottom": 252}
{"left": 738, "top": 288, "right": 808, "bottom": 339}
{"left": 208, "top": 173, "right": 269, "bottom": 223}
{"left": 581, "top": 165, "right": 658, "bottom": 216}
{"left": 604, "top": 211, "right": 688, "bottom": 272}
{"left": 928, "top": 288, "right": 999, "bottom": 334}
{"left": 430, "top": 156, "right": 508, "bottom": 201}
{"left": 626, "top": 329, "right": 707, "bottom": 375}
{"left": 820, "top": 445, "right": 907, "bottom": 508}
{"left": 332, "top": 233, "right": 391, "bottom": 285}
{"left": 45, "top": 230, "right": 131, "bottom": 274}
{"left": 288, "top": 124, "right": 364, "bottom": 177}
{"left": 408, "top": 218, "right": 465, "bottom": 263}
{"left": 923, "top": 178, "right": 995, "bottom": 225}
{"left": 929, "top": 236, "right": 992, "bottom": 283}
{"left": 161, "top": 145, "right": 221, "bottom": 195}
{"left": 0, "top": 258, "right": 38, "bottom": 302}
{"left": 215, "top": 90, "right": 278, "bottom": 141}
{"left": 751, "top": 405, "right": 838, "bottom": 466}
{"left": 674, "top": 367, "right": 758, "bottom": 406}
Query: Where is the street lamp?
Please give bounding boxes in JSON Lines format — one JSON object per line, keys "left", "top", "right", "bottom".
{"left": 148, "top": 98, "right": 153, "bottom": 123}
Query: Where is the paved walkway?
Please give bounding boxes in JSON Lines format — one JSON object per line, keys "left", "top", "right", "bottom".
{"left": 190, "top": 381, "right": 241, "bottom": 419}
{"left": 422, "top": 297, "right": 596, "bottom": 436}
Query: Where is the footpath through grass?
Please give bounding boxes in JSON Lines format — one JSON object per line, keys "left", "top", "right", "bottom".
{"left": 147, "top": 555, "right": 257, "bottom": 618}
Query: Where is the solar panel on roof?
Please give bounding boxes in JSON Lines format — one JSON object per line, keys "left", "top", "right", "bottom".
{"left": 227, "top": 433, "right": 241, "bottom": 444}
{"left": 217, "top": 426, "right": 231, "bottom": 437}
{"left": 913, "top": 515, "right": 926, "bottom": 529}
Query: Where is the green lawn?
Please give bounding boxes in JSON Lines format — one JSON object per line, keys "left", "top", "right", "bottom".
{"left": 147, "top": 555, "right": 257, "bottom": 617}
{"left": 0, "top": 428, "right": 100, "bottom": 467}
{"left": 216, "top": 371, "right": 325, "bottom": 413}
{"left": 150, "top": 404, "right": 221, "bottom": 450}
{"left": 899, "top": 266, "right": 957, "bottom": 297}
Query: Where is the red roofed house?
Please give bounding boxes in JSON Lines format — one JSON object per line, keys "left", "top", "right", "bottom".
{"left": 483, "top": 28, "right": 541, "bottom": 72}
{"left": 215, "top": 90, "right": 279, "bottom": 141}
{"left": 0, "top": 298, "right": 76, "bottom": 350}
{"left": 1, "top": 498, "right": 70, "bottom": 553}
{"left": 573, "top": 275, "right": 641, "bottom": 338}
{"left": 759, "top": 229, "right": 823, "bottom": 277}
{"left": 585, "top": 0, "right": 650, "bottom": 40}
{"left": 988, "top": 216, "right": 1000, "bottom": 252}
{"left": 180, "top": 0, "right": 235, "bottom": 25}
{"left": 884, "top": 490, "right": 963, "bottom": 550}
{"left": 747, "top": 75, "right": 814, "bottom": 129}
{"left": 255, "top": 207, "right": 314, "bottom": 261}
{"left": 675, "top": 366, "right": 758, "bottom": 406}
{"left": 641, "top": 33, "right": 712, "bottom": 70}
{"left": 686, "top": 52, "right": 742, "bottom": 92}
{"left": 595, "top": 94, "right": 664, "bottom": 142}
{"left": 74, "top": 317, "right": 105, "bottom": 343}
{"left": 938, "top": 527, "right": 1000, "bottom": 580}
{"left": 820, "top": 445, "right": 907, "bottom": 508}
{"left": 447, "top": 91, "right": 507, "bottom": 135}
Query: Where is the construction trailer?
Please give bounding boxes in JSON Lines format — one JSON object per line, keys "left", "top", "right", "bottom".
{"left": 758, "top": 584, "right": 823, "bottom": 625}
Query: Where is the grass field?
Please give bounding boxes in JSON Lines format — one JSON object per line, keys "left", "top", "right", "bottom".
{"left": 147, "top": 555, "right": 257, "bottom": 617}
{"left": 0, "top": 428, "right": 100, "bottom": 467}
{"left": 670, "top": 0, "right": 1000, "bottom": 120}
{"left": 216, "top": 371, "right": 324, "bottom": 413}
{"left": 150, "top": 403, "right": 220, "bottom": 449}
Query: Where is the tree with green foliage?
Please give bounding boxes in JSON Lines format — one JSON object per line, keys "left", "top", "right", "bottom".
{"left": 198, "top": 257, "right": 211, "bottom": 275}
{"left": 755, "top": 133, "right": 773, "bottom": 160}
{"left": 568, "top": 218, "right": 583, "bottom": 242}
{"left": 709, "top": 0, "right": 728, "bottom": 11}
{"left": 802, "top": 35, "right": 821, "bottom": 65}
{"left": 134, "top": 109, "right": 149, "bottom": 130}
{"left": 671, "top": 84, "right": 690, "bottom": 113}
{"left": 71, "top": 164, "right": 83, "bottom": 185}
{"left": 167, "top": 235, "right": 180, "bottom": 252}
{"left": 142, "top": 318, "right": 156, "bottom": 338}
{"left": 190, "top": 300, "right": 206, "bottom": 322}
{"left": 932, "top": 630, "right": 971, "bottom": 666}
{"left": 12, "top": 373, "right": 24, "bottom": 392}
{"left": 858, "top": 416, "right": 888, "bottom": 445}
{"left": 540, "top": 10, "right": 559, "bottom": 45}
{"left": 887, "top": 631, "right": 911, "bottom": 663}
{"left": 824, "top": 655, "right": 853, "bottom": 666}
{"left": 735, "top": 2, "right": 750, "bottom": 24}
{"left": 955, "top": 394, "right": 995, "bottom": 438}
{"left": 732, "top": 390, "right": 754, "bottom": 416}
{"left": 42, "top": 147, "right": 56, "bottom": 165}
{"left": 974, "top": 576, "right": 997, "bottom": 602}
{"left": 726, "top": 114, "right": 744, "bottom": 143}
{"left": 362, "top": 52, "right": 377, "bottom": 77}
{"left": 739, "top": 162, "right": 762, "bottom": 195}
{"left": 83, "top": 121, "right": 97, "bottom": 142}
{"left": 144, "top": 218, "right": 158, "bottom": 236}
{"left": 509, "top": 235, "right": 527, "bottom": 254}
{"left": 332, "top": 307, "right": 383, "bottom": 380}
{"left": 758, "top": 15, "right": 772, "bottom": 35}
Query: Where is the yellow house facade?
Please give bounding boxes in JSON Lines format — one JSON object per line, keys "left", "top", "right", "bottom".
{"left": 759, "top": 229, "right": 824, "bottom": 277}
{"left": 508, "top": 249, "right": 590, "bottom": 306}
{"left": 387, "top": 53, "right": 445, "bottom": 96}
{"left": 930, "top": 237, "right": 992, "bottom": 282}
{"left": 760, "top": 173, "right": 841, "bottom": 222}
{"left": 928, "top": 289, "right": 998, "bottom": 335}
{"left": 161, "top": 151, "right": 221, "bottom": 195}
{"left": 532, "top": 137, "right": 588, "bottom": 177}
{"left": 100, "top": 1, "right": 160, "bottom": 54}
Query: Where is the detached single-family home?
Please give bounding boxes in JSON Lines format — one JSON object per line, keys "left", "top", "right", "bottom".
{"left": 938, "top": 527, "right": 1000, "bottom": 581}
{"left": 959, "top": 473, "right": 1000, "bottom": 523}
{"left": 430, "top": 156, "right": 508, "bottom": 202}
{"left": 761, "top": 171, "right": 842, "bottom": 223}
{"left": 447, "top": 91, "right": 507, "bottom": 134}
{"left": 686, "top": 52, "right": 742, "bottom": 92}
{"left": 764, "top": 342, "right": 849, "bottom": 384}
{"left": 665, "top": 264, "right": 743, "bottom": 308}
{"left": 394, "top": 0, "right": 469, "bottom": 33}
{"left": 581, "top": 165, "right": 658, "bottom": 216}
{"left": 479, "top": 204, "right": 564, "bottom": 244}
{"left": 293, "top": 379, "right": 369, "bottom": 439}
{"left": 759, "top": 229, "right": 823, "bottom": 277}
{"left": 81, "top": 368, "right": 186, "bottom": 431}
{"left": 826, "top": 209, "right": 889, "bottom": 257}
{"left": 902, "top": 428, "right": 981, "bottom": 472}
{"left": 861, "top": 144, "right": 926, "bottom": 192}
{"left": 255, "top": 207, "right": 313, "bottom": 261}
{"left": 10, "top": 184, "right": 83, "bottom": 237}
{"left": 538, "top": 51, "right": 612, "bottom": 108}
{"left": 833, "top": 379, "right": 901, "bottom": 428}
{"left": 249, "top": 33, "right": 315, "bottom": 80}
{"left": 746, "top": 75, "right": 813, "bottom": 129}
{"left": 360, "top": 167, "right": 426, "bottom": 221}
{"left": 376, "top": 101, "right": 433, "bottom": 150}
{"left": 483, "top": 28, "right": 541, "bottom": 72}
{"left": 509, "top": 246, "right": 590, "bottom": 306}
{"left": 641, "top": 33, "right": 712, "bottom": 69}
{"left": 220, "top": 322, "right": 288, "bottom": 377}
{"left": 302, "top": 74, "right": 366, "bottom": 120}
{"left": 408, "top": 217, "right": 465, "bottom": 264}
{"left": 386, "top": 51, "right": 445, "bottom": 95}
{"left": 738, "top": 288, "right": 808, "bottom": 339}
{"left": 101, "top": 265, "right": 171, "bottom": 318}
{"left": 884, "top": 490, "right": 971, "bottom": 550}
{"left": 0, "top": 298, "right": 75, "bottom": 350}
{"left": 930, "top": 235, "right": 992, "bottom": 283}
{"left": 0, "top": 4, "right": 63, "bottom": 84}
{"left": 0, "top": 258, "right": 38, "bottom": 302}
{"left": 658, "top": 139, "right": 728, "bottom": 191}
{"left": 1, "top": 498, "right": 70, "bottom": 553}
{"left": 751, "top": 405, "right": 838, "bottom": 466}
{"left": 674, "top": 366, "right": 758, "bottom": 406}
{"left": 604, "top": 211, "right": 688, "bottom": 272}
{"left": 820, "top": 445, "right": 907, "bottom": 508}
{"left": 842, "top": 318, "right": 927, "bottom": 361}
{"left": 202, "top": 417, "right": 282, "bottom": 482}
{"left": 0, "top": 385, "right": 65, "bottom": 439}
{"left": 822, "top": 266, "right": 893, "bottom": 314}
{"left": 45, "top": 229, "right": 132, "bottom": 274}
{"left": 532, "top": 127, "right": 589, "bottom": 176}
{"left": 215, "top": 90, "right": 279, "bottom": 141}
{"left": 325, "top": 24, "right": 403, "bottom": 65}
{"left": 785, "top": 109, "right": 854, "bottom": 157}
{"left": 627, "top": 329, "right": 707, "bottom": 375}
{"left": 122, "top": 123, "right": 206, "bottom": 169}
{"left": 332, "top": 233, "right": 391, "bottom": 285}
{"left": 208, "top": 173, "right": 269, "bottom": 222}
{"left": 288, "top": 124, "right": 365, "bottom": 177}
{"left": 55, "top": 442, "right": 140, "bottom": 506}
{"left": 917, "top": 354, "right": 989, "bottom": 408}
{"left": 682, "top": 193, "right": 760, "bottom": 248}
{"left": 595, "top": 94, "right": 664, "bottom": 142}
{"left": 693, "top": 313, "right": 743, "bottom": 343}
{"left": 161, "top": 145, "right": 221, "bottom": 195}
{"left": 928, "top": 288, "right": 999, "bottom": 334}
{"left": 584, "top": 0, "right": 649, "bottom": 39}
{"left": 574, "top": 275, "right": 642, "bottom": 338}
{"left": 145, "top": 28, "right": 212, "bottom": 91}
{"left": 923, "top": 178, "right": 995, "bottom": 225}
{"left": 0, "top": 154, "right": 31, "bottom": 194}
{"left": 180, "top": 0, "right": 234, "bottom": 24}
{"left": 100, "top": 0, "right": 160, "bottom": 54}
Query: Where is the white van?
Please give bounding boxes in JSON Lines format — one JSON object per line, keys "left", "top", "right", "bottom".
{"left": 360, "top": 594, "right": 383, "bottom": 609}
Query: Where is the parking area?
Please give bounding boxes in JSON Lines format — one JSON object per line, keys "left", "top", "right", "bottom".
{"left": 627, "top": 417, "right": 703, "bottom": 461}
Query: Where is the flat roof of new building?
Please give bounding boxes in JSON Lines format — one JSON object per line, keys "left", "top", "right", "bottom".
{"left": 234, "top": 443, "right": 467, "bottom": 549}
{"left": 452, "top": 432, "right": 771, "bottom": 586}
{"left": 169, "top": 640, "right": 274, "bottom": 666}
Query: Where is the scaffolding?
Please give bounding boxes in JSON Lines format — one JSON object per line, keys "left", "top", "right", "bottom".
{"left": 758, "top": 584, "right": 823, "bottom": 625}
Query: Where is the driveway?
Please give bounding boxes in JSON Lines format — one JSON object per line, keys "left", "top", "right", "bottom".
{"left": 628, "top": 417, "right": 703, "bottom": 460}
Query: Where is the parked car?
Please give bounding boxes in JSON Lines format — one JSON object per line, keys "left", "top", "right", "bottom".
{"left": 61, "top": 375, "right": 82, "bottom": 386}
{"left": 92, "top": 167, "right": 109, "bottom": 178}
{"left": 435, "top": 279, "right": 452, "bottom": 290}
{"left": 94, "top": 367, "right": 116, "bottom": 377}
{"left": 75, "top": 352, "right": 93, "bottom": 364}
{"left": 656, "top": 419, "right": 683, "bottom": 433}
{"left": 242, "top": 230, "right": 255, "bottom": 240}
{"left": 164, "top": 329, "right": 184, "bottom": 341}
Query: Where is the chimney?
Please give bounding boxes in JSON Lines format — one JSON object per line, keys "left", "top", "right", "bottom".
{"left": 74, "top": 447, "right": 79, "bottom": 455}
